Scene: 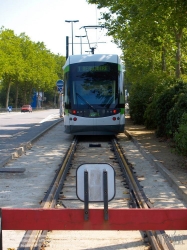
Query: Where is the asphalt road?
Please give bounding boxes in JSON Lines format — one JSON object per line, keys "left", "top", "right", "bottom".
{"left": 0, "top": 109, "right": 63, "bottom": 167}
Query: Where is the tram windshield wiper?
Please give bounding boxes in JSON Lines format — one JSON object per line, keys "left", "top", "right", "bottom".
{"left": 76, "top": 92, "right": 97, "bottom": 112}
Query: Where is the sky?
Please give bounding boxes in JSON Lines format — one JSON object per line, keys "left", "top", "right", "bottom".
{"left": 0, "top": 0, "right": 122, "bottom": 56}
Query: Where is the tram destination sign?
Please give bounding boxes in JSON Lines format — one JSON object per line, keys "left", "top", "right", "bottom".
{"left": 77, "top": 65, "right": 110, "bottom": 72}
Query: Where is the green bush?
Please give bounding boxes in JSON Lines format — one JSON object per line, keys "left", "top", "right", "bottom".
{"left": 155, "top": 80, "right": 186, "bottom": 137}
{"left": 129, "top": 73, "right": 164, "bottom": 124}
{"left": 129, "top": 72, "right": 172, "bottom": 125}
{"left": 166, "top": 92, "right": 187, "bottom": 136}
{"left": 144, "top": 100, "right": 157, "bottom": 129}
{"left": 174, "top": 113, "right": 187, "bottom": 156}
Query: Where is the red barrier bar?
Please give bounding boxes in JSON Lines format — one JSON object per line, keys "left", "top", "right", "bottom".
{"left": 2, "top": 208, "right": 187, "bottom": 231}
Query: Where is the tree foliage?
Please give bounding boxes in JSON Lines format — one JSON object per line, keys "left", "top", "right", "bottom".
{"left": 0, "top": 27, "right": 66, "bottom": 108}
{"left": 88, "top": 0, "right": 187, "bottom": 79}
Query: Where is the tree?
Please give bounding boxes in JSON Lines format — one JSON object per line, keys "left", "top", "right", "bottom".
{"left": 88, "top": 0, "right": 187, "bottom": 78}
{"left": 0, "top": 28, "right": 66, "bottom": 108}
{"left": 0, "top": 28, "right": 24, "bottom": 108}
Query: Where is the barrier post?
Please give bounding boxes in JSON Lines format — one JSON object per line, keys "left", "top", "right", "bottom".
{"left": 103, "top": 170, "right": 109, "bottom": 220}
{"left": 84, "top": 170, "right": 89, "bottom": 221}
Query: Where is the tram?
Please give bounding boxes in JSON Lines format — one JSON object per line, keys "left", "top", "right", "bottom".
{"left": 63, "top": 54, "right": 125, "bottom": 135}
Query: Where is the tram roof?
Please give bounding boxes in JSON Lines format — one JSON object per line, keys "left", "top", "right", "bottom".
{"left": 63, "top": 54, "right": 121, "bottom": 69}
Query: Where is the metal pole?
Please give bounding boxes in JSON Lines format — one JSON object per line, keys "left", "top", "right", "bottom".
{"left": 66, "top": 36, "right": 69, "bottom": 59}
{"left": 59, "top": 94, "right": 63, "bottom": 117}
{"left": 65, "top": 20, "right": 79, "bottom": 55}
{"left": 75, "top": 35, "right": 86, "bottom": 54}
{"left": 71, "top": 22, "right": 73, "bottom": 55}
{"left": 80, "top": 36, "right": 82, "bottom": 54}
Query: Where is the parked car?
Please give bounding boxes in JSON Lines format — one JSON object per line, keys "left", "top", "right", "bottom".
{"left": 21, "top": 105, "right": 32, "bottom": 113}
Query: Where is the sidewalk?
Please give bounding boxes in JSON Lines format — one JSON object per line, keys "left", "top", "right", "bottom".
{"left": 125, "top": 115, "right": 187, "bottom": 202}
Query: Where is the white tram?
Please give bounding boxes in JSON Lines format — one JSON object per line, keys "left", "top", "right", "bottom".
{"left": 63, "top": 54, "right": 125, "bottom": 135}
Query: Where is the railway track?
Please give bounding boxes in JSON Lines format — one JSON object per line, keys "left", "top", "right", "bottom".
{"left": 18, "top": 135, "right": 175, "bottom": 250}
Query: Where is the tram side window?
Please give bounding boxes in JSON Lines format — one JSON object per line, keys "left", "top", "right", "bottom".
{"left": 119, "top": 70, "right": 125, "bottom": 104}
{"left": 64, "top": 74, "right": 70, "bottom": 108}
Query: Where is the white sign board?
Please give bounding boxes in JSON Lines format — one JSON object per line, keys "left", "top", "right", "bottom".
{"left": 76, "top": 163, "right": 115, "bottom": 202}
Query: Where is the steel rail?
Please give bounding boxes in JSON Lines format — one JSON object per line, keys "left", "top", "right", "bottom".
{"left": 17, "top": 135, "right": 175, "bottom": 249}
{"left": 18, "top": 137, "right": 78, "bottom": 250}
{"left": 112, "top": 138, "right": 175, "bottom": 250}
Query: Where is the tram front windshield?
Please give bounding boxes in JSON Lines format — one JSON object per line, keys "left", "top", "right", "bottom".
{"left": 70, "top": 62, "right": 118, "bottom": 108}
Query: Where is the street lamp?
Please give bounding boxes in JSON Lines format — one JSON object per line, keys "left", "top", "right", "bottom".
{"left": 65, "top": 20, "right": 79, "bottom": 55}
{"left": 75, "top": 35, "right": 86, "bottom": 54}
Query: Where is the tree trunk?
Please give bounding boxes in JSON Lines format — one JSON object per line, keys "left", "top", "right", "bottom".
{"left": 6, "top": 80, "right": 11, "bottom": 109}
{"left": 174, "top": 29, "right": 183, "bottom": 78}
{"left": 29, "top": 85, "right": 33, "bottom": 104}
{"left": 15, "top": 83, "right": 18, "bottom": 109}
{"left": 54, "top": 91, "right": 57, "bottom": 108}
{"left": 161, "top": 46, "right": 166, "bottom": 71}
{"left": 23, "top": 83, "right": 27, "bottom": 104}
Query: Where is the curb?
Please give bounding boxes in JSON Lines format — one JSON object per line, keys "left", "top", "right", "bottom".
{"left": 0, "top": 118, "right": 63, "bottom": 168}
{"left": 124, "top": 130, "right": 187, "bottom": 204}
